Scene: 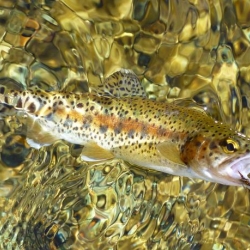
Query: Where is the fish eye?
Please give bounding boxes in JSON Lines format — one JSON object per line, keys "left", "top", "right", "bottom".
{"left": 219, "top": 138, "right": 239, "bottom": 154}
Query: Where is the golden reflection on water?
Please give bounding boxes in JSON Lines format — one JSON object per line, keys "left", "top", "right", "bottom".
{"left": 0, "top": 0, "right": 250, "bottom": 249}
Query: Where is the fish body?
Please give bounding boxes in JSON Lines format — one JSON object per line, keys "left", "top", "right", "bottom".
{"left": 0, "top": 69, "right": 250, "bottom": 187}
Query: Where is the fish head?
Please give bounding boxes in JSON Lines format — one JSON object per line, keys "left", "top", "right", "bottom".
{"left": 180, "top": 123, "right": 250, "bottom": 187}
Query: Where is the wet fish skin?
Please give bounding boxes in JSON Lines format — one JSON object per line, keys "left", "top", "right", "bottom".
{"left": 0, "top": 71, "right": 250, "bottom": 187}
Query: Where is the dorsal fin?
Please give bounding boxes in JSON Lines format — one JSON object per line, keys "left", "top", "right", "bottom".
{"left": 91, "top": 69, "right": 147, "bottom": 98}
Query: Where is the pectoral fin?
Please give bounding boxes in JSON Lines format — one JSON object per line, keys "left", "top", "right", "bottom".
{"left": 81, "top": 141, "right": 114, "bottom": 161}
{"left": 156, "top": 142, "right": 186, "bottom": 167}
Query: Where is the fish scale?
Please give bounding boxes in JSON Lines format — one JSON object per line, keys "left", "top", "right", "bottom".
{"left": 0, "top": 69, "right": 250, "bottom": 187}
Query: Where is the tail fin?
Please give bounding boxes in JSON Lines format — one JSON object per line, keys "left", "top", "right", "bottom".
{"left": 0, "top": 85, "right": 38, "bottom": 115}
{"left": 0, "top": 85, "right": 22, "bottom": 109}
{"left": 0, "top": 84, "right": 54, "bottom": 117}
{"left": 0, "top": 86, "right": 19, "bottom": 116}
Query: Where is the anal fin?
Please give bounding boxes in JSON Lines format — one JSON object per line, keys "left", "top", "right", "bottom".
{"left": 23, "top": 115, "right": 59, "bottom": 149}
{"left": 80, "top": 141, "right": 114, "bottom": 161}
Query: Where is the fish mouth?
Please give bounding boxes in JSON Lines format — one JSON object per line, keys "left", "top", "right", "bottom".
{"left": 222, "top": 154, "right": 250, "bottom": 187}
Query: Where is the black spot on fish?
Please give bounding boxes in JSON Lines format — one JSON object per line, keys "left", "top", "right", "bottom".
{"left": 77, "top": 103, "right": 83, "bottom": 108}
{"left": 100, "top": 125, "right": 108, "bottom": 133}
{"left": 37, "top": 97, "right": 42, "bottom": 103}
{"left": 114, "top": 123, "right": 123, "bottom": 135}
{"left": 128, "top": 129, "right": 135, "bottom": 138}
{"left": 209, "top": 141, "right": 217, "bottom": 150}
{"left": 28, "top": 103, "right": 36, "bottom": 113}
{"left": 16, "top": 98, "right": 22, "bottom": 108}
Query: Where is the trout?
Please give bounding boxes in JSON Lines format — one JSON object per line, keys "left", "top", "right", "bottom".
{"left": 0, "top": 69, "right": 250, "bottom": 187}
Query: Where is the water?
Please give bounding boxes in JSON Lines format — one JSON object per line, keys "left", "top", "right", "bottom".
{"left": 0, "top": 0, "right": 250, "bottom": 249}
